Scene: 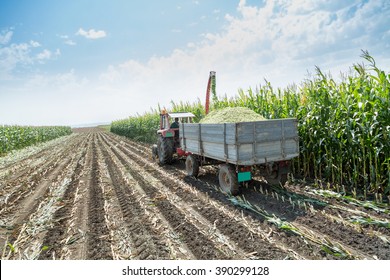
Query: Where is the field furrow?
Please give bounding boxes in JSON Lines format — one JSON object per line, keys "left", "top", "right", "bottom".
{"left": 107, "top": 133, "right": 390, "bottom": 260}
{"left": 100, "top": 134, "right": 232, "bottom": 259}
{"left": 1, "top": 129, "right": 389, "bottom": 260}
{"left": 102, "top": 133, "right": 302, "bottom": 259}
{"left": 1, "top": 134, "right": 89, "bottom": 259}
{"left": 38, "top": 134, "right": 92, "bottom": 259}
{"left": 85, "top": 136, "right": 112, "bottom": 260}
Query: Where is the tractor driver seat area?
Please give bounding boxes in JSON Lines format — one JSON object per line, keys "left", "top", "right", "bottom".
{"left": 172, "top": 128, "right": 180, "bottom": 145}
{"left": 170, "top": 118, "right": 180, "bottom": 144}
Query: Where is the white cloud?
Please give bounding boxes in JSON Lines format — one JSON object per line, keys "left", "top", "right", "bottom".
{"left": 36, "top": 49, "right": 60, "bottom": 63}
{"left": 0, "top": 42, "right": 33, "bottom": 79}
{"left": 0, "top": 70, "right": 96, "bottom": 126}
{"left": 37, "top": 49, "right": 51, "bottom": 60}
{"left": 58, "top": 34, "right": 77, "bottom": 45}
{"left": 76, "top": 28, "right": 107, "bottom": 39}
{"left": 0, "top": 30, "right": 13, "bottom": 45}
{"left": 65, "top": 40, "right": 76, "bottom": 46}
{"left": 30, "top": 40, "right": 41, "bottom": 47}
{"left": 187, "top": 42, "right": 196, "bottom": 48}
{"left": 97, "top": 0, "right": 390, "bottom": 118}
{"left": 0, "top": 30, "right": 60, "bottom": 78}
{"left": 24, "top": 69, "right": 88, "bottom": 90}
{"left": 2, "top": 1, "right": 389, "bottom": 126}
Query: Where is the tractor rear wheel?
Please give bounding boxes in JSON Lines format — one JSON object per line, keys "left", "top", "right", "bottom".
{"left": 218, "top": 164, "right": 239, "bottom": 196}
{"left": 157, "top": 137, "right": 174, "bottom": 164}
{"left": 185, "top": 155, "right": 199, "bottom": 177}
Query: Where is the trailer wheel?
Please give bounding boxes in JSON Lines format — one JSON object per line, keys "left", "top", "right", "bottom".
{"left": 157, "top": 137, "right": 173, "bottom": 164}
{"left": 218, "top": 164, "right": 239, "bottom": 196}
{"left": 278, "top": 173, "right": 288, "bottom": 186}
{"left": 185, "top": 155, "right": 199, "bottom": 177}
{"left": 277, "top": 162, "right": 290, "bottom": 186}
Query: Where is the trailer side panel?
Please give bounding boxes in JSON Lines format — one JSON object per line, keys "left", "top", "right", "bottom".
{"left": 180, "top": 118, "right": 299, "bottom": 165}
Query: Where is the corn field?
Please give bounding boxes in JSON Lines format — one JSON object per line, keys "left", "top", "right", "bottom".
{"left": 111, "top": 52, "right": 389, "bottom": 197}
{"left": 0, "top": 125, "right": 72, "bottom": 156}
{"left": 110, "top": 111, "right": 160, "bottom": 143}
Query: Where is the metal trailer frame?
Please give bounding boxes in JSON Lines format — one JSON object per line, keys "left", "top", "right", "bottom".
{"left": 179, "top": 118, "right": 299, "bottom": 193}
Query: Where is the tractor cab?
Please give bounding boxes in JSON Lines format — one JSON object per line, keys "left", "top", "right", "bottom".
{"left": 158, "top": 111, "right": 195, "bottom": 138}
{"left": 153, "top": 110, "right": 195, "bottom": 164}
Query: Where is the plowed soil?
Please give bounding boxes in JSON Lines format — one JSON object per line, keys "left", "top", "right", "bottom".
{"left": 1, "top": 128, "right": 389, "bottom": 260}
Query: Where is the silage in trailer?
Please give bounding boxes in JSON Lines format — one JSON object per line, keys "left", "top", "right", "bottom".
{"left": 199, "top": 107, "right": 266, "bottom": 124}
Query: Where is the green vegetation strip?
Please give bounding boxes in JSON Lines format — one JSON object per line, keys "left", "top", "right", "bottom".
{"left": 0, "top": 125, "right": 72, "bottom": 156}
{"left": 268, "top": 183, "right": 329, "bottom": 208}
{"left": 309, "top": 189, "right": 390, "bottom": 214}
{"left": 111, "top": 112, "right": 159, "bottom": 144}
{"left": 348, "top": 216, "right": 390, "bottom": 229}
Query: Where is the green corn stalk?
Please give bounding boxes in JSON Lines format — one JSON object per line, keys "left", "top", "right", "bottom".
{"left": 348, "top": 216, "right": 390, "bottom": 229}
{"left": 0, "top": 125, "right": 72, "bottom": 157}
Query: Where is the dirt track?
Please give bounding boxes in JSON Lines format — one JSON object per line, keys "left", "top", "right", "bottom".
{"left": 0, "top": 129, "right": 389, "bottom": 260}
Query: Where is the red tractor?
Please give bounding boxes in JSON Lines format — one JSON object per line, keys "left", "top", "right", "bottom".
{"left": 152, "top": 110, "right": 195, "bottom": 164}
{"left": 152, "top": 71, "right": 214, "bottom": 165}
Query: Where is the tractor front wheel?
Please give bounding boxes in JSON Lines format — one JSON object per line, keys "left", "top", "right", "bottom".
{"left": 157, "top": 137, "right": 174, "bottom": 165}
{"left": 218, "top": 164, "right": 239, "bottom": 196}
{"left": 151, "top": 144, "right": 158, "bottom": 160}
{"left": 185, "top": 155, "right": 199, "bottom": 177}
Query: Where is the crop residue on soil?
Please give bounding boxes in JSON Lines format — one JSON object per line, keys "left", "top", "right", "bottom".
{"left": 1, "top": 128, "right": 389, "bottom": 260}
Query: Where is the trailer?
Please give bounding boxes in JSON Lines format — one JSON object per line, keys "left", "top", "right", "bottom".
{"left": 180, "top": 118, "right": 299, "bottom": 194}
{"left": 152, "top": 71, "right": 299, "bottom": 195}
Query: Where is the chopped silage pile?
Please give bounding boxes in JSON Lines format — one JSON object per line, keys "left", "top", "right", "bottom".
{"left": 199, "top": 107, "right": 266, "bottom": 124}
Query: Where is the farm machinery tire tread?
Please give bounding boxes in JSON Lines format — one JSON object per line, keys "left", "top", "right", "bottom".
{"left": 218, "top": 164, "right": 239, "bottom": 196}
{"left": 157, "top": 137, "right": 174, "bottom": 165}
{"left": 185, "top": 154, "right": 199, "bottom": 177}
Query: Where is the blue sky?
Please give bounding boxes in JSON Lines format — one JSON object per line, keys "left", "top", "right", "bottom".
{"left": 1, "top": 0, "right": 389, "bottom": 126}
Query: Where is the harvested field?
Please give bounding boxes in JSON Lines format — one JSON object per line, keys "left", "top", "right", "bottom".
{"left": 1, "top": 128, "right": 389, "bottom": 260}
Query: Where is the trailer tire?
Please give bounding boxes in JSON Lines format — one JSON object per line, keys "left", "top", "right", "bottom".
{"left": 185, "top": 155, "right": 199, "bottom": 177}
{"left": 158, "top": 137, "right": 173, "bottom": 165}
{"left": 218, "top": 164, "right": 239, "bottom": 196}
{"left": 278, "top": 173, "right": 288, "bottom": 186}
{"left": 277, "top": 163, "right": 289, "bottom": 186}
